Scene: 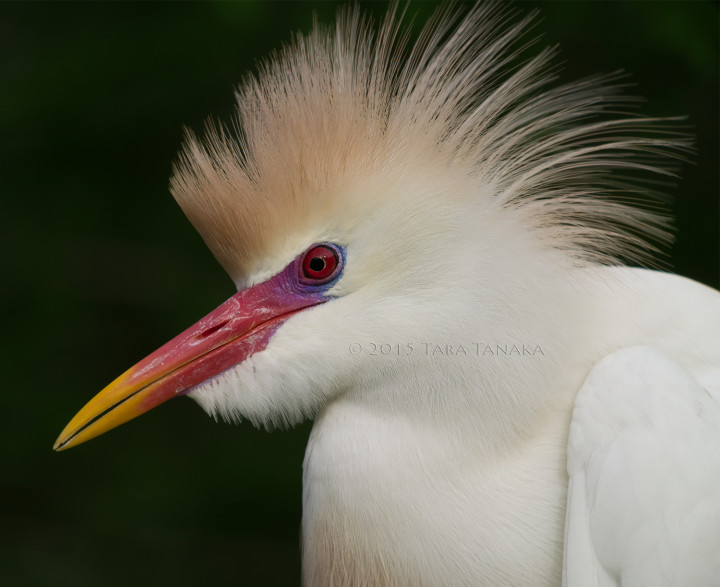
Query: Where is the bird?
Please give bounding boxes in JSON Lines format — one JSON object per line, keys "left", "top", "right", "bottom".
{"left": 54, "top": 2, "right": 720, "bottom": 586}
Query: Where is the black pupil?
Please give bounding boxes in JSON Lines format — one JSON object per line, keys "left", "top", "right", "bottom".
{"left": 309, "top": 257, "right": 326, "bottom": 272}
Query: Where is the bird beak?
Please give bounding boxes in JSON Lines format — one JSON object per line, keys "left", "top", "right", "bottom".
{"left": 54, "top": 280, "right": 325, "bottom": 451}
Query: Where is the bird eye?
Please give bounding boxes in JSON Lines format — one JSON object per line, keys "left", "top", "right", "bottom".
{"left": 300, "top": 244, "right": 341, "bottom": 284}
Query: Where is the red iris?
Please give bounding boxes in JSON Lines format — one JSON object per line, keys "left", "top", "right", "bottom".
{"left": 301, "top": 245, "right": 339, "bottom": 282}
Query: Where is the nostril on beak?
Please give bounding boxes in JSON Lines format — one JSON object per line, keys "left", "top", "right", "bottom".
{"left": 197, "top": 320, "right": 230, "bottom": 339}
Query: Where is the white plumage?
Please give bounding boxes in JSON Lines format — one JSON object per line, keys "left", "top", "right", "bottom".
{"left": 566, "top": 345, "right": 720, "bottom": 586}
{"left": 55, "top": 3, "right": 720, "bottom": 586}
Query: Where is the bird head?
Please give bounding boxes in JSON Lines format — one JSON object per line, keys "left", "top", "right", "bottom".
{"left": 54, "top": 3, "right": 684, "bottom": 451}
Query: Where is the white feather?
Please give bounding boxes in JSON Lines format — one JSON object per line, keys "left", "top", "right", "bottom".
{"left": 565, "top": 346, "right": 720, "bottom": 587}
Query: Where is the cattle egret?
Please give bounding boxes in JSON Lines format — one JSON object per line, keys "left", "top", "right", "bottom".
{"left": 54, "top": 3, "right": 720, "bottom": 586}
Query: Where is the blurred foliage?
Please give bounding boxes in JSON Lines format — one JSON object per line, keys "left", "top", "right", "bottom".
{"left": 1, "top": 2, "right": 717, "bottom": 586}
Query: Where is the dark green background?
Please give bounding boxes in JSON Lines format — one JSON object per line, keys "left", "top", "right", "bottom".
{"left": 3, "top": 2, "right": 717, "bottom": 586}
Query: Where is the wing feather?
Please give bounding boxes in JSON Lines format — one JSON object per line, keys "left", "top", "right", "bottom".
{"left": 564, "top": 346, "right": 720, "bottom": 587}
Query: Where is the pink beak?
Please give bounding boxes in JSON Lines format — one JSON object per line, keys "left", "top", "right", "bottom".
{"left": 54, "top": 275, "right": 326, "bottom": 451}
